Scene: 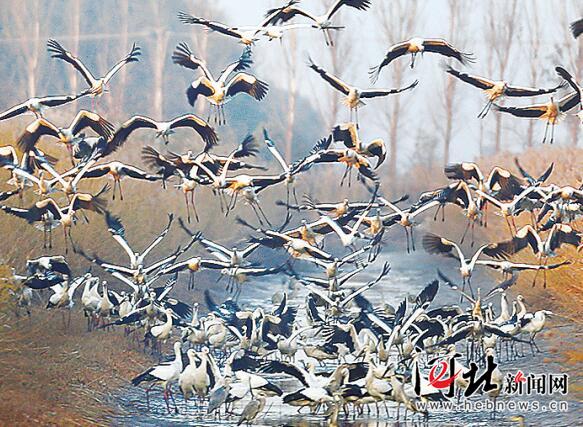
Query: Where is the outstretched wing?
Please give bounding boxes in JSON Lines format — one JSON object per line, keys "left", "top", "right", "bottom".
{"left": 308, "top": 57, "right": 350, "bottom": 95}
{"left": 422, "top": 39, "right": 475, "bottom": 64}
{"left": 172, "top": 42, "right": 213, "bottom": 80}
{"left": 17, "top": 119, "right": 60, "bottom": 152}
{"left": 169, "top": 114, "right": 218, "bottom": 151}
{"left": 444, "top": 65, "right": 494, "bottom": 90}
{"left": 47, "top": 39, "right": 96, "bottom": 86}
{"left": 70, "top": 110, "right": 115, "bottom": 139}
{"left": 103, "top": 43, "right": 141, "bottom": 84}
{"left": 226, "top": 73, "right": 269, "bottom": 100}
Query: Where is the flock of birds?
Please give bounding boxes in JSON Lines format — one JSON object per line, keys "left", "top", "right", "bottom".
{"left": 1, "top": 1, "right": 582, "bottom": 425}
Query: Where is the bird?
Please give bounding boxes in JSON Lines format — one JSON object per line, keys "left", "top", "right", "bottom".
{"left": 131, "top": 341, "right": 183, "bottom": 413}
{"left": 500, "top": 224, "right": 581, "bottom": 286}
{"left": 81, "top": 161, "right": 162, "bottom": 200}
{"left": 0, "top": 185, "right": 109, "bottom": 251}
{"left": 477, "top": 259, "right": 571, "bottom": 282}
{"left": 108, "top": 114, "right": 218, "bottom": 151}
{"left": 263, "top": 0, "right": 372, "bottom": 46}
{"left": 422, "top": 233, "right": 511, "bottom": 295}
{"left": 178, "top": 12, "right": 262, "bottom": 46}
{"left": 16, "top": 111, "right": 114, "bottom": 155}
{"left": 493, "top": 91, "right": 581, "bottom": 144}
{"left": 47, "top": 39, "right": 141, "bottom": 98}
{"left": 370, "top": 38, "right": 475, "bottom": 82}
{"left": 172, "top": 43, "right": 268, "bottom": 125}
{"left": 237, "top": 392, "right": 266, "bottom": 425}
{"left": 475, "top": 186, "right": 542, "bottom": 234}
{"left": 308, "top": 57, "right": 418, "bottom": 124}
{"left": 332, "top": 123, "right": 387, "bottom": 168}
{"left": 26, "top": 255, "right": 71, "bottom": 276}
{"left": 0, "top": 93, "right": 88, "bottom": 121}
{"left": 444, "top": 64, "right": 565, "bottom": 118}
{"left": 178, "top": 2, "right": 307, "bottom": 45}
{"left": 291, "top": 136, "right": 379, "bottom": 187}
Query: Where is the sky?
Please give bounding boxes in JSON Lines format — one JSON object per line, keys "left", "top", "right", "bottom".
{"left": 208, "top": 0, "right": 582, "bottom": 163}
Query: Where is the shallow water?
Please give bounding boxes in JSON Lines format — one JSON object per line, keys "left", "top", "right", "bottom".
{"left": 113, "top": 249, "right": 581, "bottom": 426}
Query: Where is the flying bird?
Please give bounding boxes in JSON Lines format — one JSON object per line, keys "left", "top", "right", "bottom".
{"left": 493, "top": 91, "right": 581, "bottom": 144}
{"left": 17, "top": 111, "right": 114, "bottom": 155}
{"left": 172, "top": 43, "right": 268, "bottom": 125}
{"left": 109, "top": 114, "right": 218, "bottom": 151}
{"left": 0, "top": 93, "right": 87, "bottom": 122}
{"left": 178, "top": 3, "right": 304, "bottom": 45}
{"left": 332, "top": 123, "right": 387, "bottom": 169}
{"left": 82, "top": 161, "right": 162, "bottom": 200}
{"left": 308, "top": 57, "right": 418, "bottom": 123}
{"left": 444, "top": 65, "right": 565, "bottom": 118}
{"left": 370, "top": 38, "right": 475, "bottom": 83}
{"left": 47, "top": 39, "right": 141, "bottom": 97}
{"left": 263, "top": 0, "right": 372, "bottom": 46}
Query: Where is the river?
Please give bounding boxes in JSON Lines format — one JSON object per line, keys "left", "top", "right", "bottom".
{"left": 112, "top": 248, "right": 581, "bottom": 426}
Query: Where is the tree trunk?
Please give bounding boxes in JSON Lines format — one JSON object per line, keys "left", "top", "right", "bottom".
{"left": 284, "top": 32, "right": 298, "bottom": 160}
{"left": 152, "top": 29, "right": 168, "bottom": 118}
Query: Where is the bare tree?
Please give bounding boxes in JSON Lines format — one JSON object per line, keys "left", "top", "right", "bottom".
{"left": 524, "top": 3, "right": 542, "bottom": 148}
{"left": 485, "top": 0, "right": 520, "bottom": 153}
{"left": 283, "top": 31, "right": 299, "bottom": 159}
{"left": 431, "top": 0, "right": 469, "bottom": 164}
{"left": 376, "top": 0, "right": 419, "bottom": 184}
{"left": 150, "top": 1, "right": 169, "bottom": 119}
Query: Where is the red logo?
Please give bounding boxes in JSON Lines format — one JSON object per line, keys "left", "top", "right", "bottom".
{"left": 514, "top": 371, "right": 526, "bottom": 383}
{"left": 428, "top": 360, "right": 462, "bottom": 389}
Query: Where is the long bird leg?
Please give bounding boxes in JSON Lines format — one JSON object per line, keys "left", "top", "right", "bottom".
{"left": 227, "top": 192, "right": 239, "bottom": 216}
{"left": 404, "top": 226, "right": 410, "bottom": 254}
{"left": 168, "top": 387, "right": 179, "bottom": 414}
{"left": 433, "top": 205, "right": 440, "bottom": 221}
{"left": 184, "top": 192, "right": 191, "bottom": 223}
{"left": 410, "top": 226, "right": 416, "bottom": 251}
{"left": 340, "top": 166, "right": 350, "bottom": 187}
{"left": 256, "top": 201, "right": 272, "bottom": 226}
{"left": 216, "top": 190, "right": 225, "bottom": 213}
{"left": 541, "top": 121, "right": 549, "bottom": 144}
{"left": 43, "top": 223, "right": 48, "bottom": 249}
{"left": 63, "top": 227, "right": 69, "bottom": 254}
{"left": 188, "top": 272, "right": 194, "bottom": 290}
{"left": 118, "top": 180, "right": 124, "bottom": 201}
{"left": 191, "top": 190, "right": 199, "bottom": 222}
{"left": 467, "top": 276, "right": 475, "bottom": 299}
{"left": 543, "top": 257, "right": 549, "bottom": 288}
{"left": 504, "top": 216, "right": 514, "bottom": 236}
{"left": 250, "top": 203, "right": 265, "bottom": 227}
{"left": 477, "top": 100, "right": 492, "bottom": 119}
{"left": 460, "top": 278, "right": 467, "bottom": 304}
{"left": 410, "top": 53, "right": 416, "bottom": 69}
{"left": 550, "top": 122, "right": 555, "bottom": 145}
{"left": 460, "top": 219, "right": 471, "bottom": 244}
{"left": 510, "top": 215, "right": 517, "bottom": 235}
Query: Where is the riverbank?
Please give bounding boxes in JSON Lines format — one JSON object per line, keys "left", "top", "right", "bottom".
{"left": 0, "top": 307, "right": 153, "bottom": 426}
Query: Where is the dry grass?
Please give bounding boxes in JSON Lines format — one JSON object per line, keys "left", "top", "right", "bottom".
{"left": 0, "top": 306, "right": 153, "bottom": 426}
